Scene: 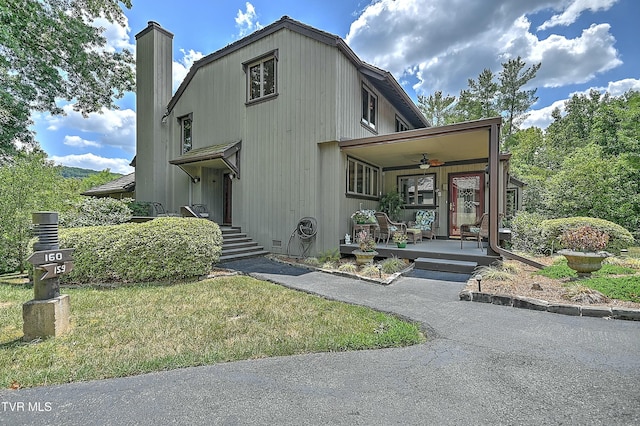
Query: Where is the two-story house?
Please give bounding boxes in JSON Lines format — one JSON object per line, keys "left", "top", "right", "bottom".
{"left": 134, "top": 16, "right": 514, "bottom": 259}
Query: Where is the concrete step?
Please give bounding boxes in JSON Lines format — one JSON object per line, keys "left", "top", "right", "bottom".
{"left": 219, "top": 250, "right": 270, "bottom": 262}
{"left": 222, "top": 241, "right": 258, "bottom": 250}
{"left": 415, "top": 257, "right": 478, "bottom": 274}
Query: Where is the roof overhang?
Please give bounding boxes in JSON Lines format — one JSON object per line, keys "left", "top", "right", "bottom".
{"left": 339, "top": 117, "right": 502, "bottom": 170}
{"left": 169, "top": 141, "right": 241, "bottom": 181}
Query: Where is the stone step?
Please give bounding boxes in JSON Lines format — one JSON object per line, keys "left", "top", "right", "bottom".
{"left": 222, "top": 241, "right": 258, "bottom": 250}
{"left": 219, "top": 250, "right": 270, "bottom": 262}
{"left": 415, "top": 257, "right": 478, "bottom": 274}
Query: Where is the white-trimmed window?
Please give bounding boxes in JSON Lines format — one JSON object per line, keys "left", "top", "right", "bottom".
{"left": 361, "top": 85, "right": 377, "bottom": 130}
{"left": 395, "top": 116, "right": 409, "bottom": 132}
{"left": 347, "top": 157, "right": 379, "bottom": 197}
{"left": 399, "top": 174, "right": 436, "bottom": 206}
{"left": 179, "top": 114, "right": 192, "bottom": 154}
{"left": 245, "top": 51, "right": 277, "bottom": 102}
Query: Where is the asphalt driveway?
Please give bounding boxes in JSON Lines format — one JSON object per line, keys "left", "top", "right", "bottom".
{"left": 2, "top": 258, "right": 639, "bottom": 425}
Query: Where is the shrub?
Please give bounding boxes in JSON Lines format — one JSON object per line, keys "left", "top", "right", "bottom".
{"left": 60, "top": 197, "right": 133, "bottom": 228}
{"left": 303, "top": 257, "right": 320, "bottom": 267}
{"left": 127, "top": 201, "right": 153, "bottom": 216}
{"left": 380, "top": 256, "right": 406, "bottom": 274}
{"left": 361, "top": 265, "right": 380, "bottom": 277}
{"left": 542, "top": 217, "right": 634, "bottom": 255}
{"left": 338, "top": 262, "right": 357, "bottom": 273}
{"left": 511, "top": 211, "right": 548, "bottom": 254}
{"left": 59, "top": 217, "right": 222, "bottom": 283}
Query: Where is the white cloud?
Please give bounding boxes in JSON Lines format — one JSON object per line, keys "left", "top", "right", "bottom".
{"left": 44, "top": 106, "right": 135, "bottom": 153}
{"left": 50, "top": 153, "right": 134, "bottom": 174}
{"left": 345, "top": 0, "right": 622, "bottom": 97}
{"left": 522, "top": 99, "right": 566, "bottom": 129}
{"left": 235, "top": 2, "right": 262, "bottom": 37}
{"left": 63, "top": 135, "right": 101, "bottom": 149}
{"left": 596, "top": 78, "right": 640, "bottom": 95}
{"left": 92, "top": 16, "right": 135, "bottom": 53}
{"left": 538, "top": 0, "right": 618, "bottom": 31}
{"left": 173, "top": 49, "right": 204, "bottom": 93}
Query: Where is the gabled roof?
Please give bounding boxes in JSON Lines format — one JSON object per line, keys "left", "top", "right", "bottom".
{"left": 81, "top": 172, "right": 135, "bottom": 196}
{"left": 167, "top": 16, "right": 429, "bottom": 129}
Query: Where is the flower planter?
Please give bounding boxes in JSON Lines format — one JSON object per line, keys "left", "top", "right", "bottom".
{"left": 396, "top": 243, "right": 407, "bottom": 248}
{"left": 558, "top": 250, "right": 610, "bottom": 277}
{"left": 352, "top": 249, "right": 378, "bottom": 265}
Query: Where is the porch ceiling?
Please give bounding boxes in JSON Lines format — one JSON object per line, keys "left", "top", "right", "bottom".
{"left": 339, "top": 117, "right": 500, "bottom": 169}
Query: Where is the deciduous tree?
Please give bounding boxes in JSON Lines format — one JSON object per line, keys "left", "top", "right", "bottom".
{"left": 0, "top": 0, "right": 135, "bottom": 154}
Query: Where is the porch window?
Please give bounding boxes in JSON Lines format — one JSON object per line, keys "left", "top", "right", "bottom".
{"left": 179, "top": 114, "right": 193, "bottom": 154}
{"left": 245, "top": 51, "right": 278, "bottom": 102}
{"left": 347, "top": 157, "right": 379, "bottom": 198}
{"left": 399, "top": 174, "right": 436, "bottom": 206}
{"left": 361, "top": 85, "right": 377, "bottom": 130}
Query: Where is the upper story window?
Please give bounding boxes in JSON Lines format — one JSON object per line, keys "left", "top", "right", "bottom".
{"left": 361, "top": 85, "right": 377, "bottom": 130}
{"left": 399, "top": 174, "right": 436, "bottom": 206}
{"left": 347, "top": 157, "right": 379, "bottom": 198}
{"left": 244, "top": 51, "right": 278, "bottom": 103}
{"left": 179, "top": 114, "right": 193, "bottom": 154}
{"left": 395, "top": 116, "right": 409, "bottom": 132}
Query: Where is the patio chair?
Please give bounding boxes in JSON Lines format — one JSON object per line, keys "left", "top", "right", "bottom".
{"left": 151, "top": 202, "right": 179, "bottom": 217}
{"left": 180, "top": 205, "right": 203, "bottom": 218}
{"left": 191, "top": 204, "right": 210, "bottom": 218}
{"left": 374, "top": 211, "right": 407, "bottom": 245}
{"left": 460, "top": 213, "right": 488, "bottom": 249}
{"left": 408, "top": 210, "right": 438, "bottom": 240}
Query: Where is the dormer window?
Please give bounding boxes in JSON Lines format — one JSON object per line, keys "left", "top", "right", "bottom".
{"left": 244, "top": 51, "right": 278, "bottom": 103}
{"left": 361, "top": 85, "right": 377, "bottom": 131}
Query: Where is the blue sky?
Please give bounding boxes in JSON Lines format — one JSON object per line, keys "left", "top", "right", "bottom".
{"left": 32, "top": 0, "right": 640, "bottom": 174}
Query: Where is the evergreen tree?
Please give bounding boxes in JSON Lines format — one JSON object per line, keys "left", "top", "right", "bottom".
{"left": 498, "top": 56, "right": 541, "bottom": 141}
{"left": 417, "top": 91, "right": 456, "bottom": 126}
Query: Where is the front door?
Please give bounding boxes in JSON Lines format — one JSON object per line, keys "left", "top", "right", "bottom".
{"left": 448, "top": 172, "right": 484, "bottom": 237}
{"left": 223, "top": 173, "right": 232, "bottom": 225}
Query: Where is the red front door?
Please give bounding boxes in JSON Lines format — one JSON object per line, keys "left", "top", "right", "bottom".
{"left": 448, "top": 172, "right": 484, "bottom": 237}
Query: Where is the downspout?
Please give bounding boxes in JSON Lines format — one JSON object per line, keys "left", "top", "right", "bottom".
{"left": 488, "top": 123, "right": 545, "bottom": 269}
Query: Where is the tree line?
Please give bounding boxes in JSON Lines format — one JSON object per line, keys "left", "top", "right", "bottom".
{"left": 417, "top": 57, "right": 639, "bottom": 240}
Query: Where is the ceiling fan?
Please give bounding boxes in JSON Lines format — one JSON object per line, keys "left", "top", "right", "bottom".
{"left": 417, "top": 153, "right": 445, "bottom": 169}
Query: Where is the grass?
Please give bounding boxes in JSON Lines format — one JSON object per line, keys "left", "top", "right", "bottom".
{"left": 535, "top": 258, "right": 640, "bottom": 302}
{"left": 0, "top": 275, "right": 424, "bottom": 389}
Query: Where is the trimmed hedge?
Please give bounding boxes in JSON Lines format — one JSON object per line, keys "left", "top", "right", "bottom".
{"left": 59, "top": 217, "right": 222, "bottom": 283}
{"left": 513, "top": 214, "right": 634, "bottom": 255}
{"left": 542, "top": 217, "right": 634, "bottom": 255}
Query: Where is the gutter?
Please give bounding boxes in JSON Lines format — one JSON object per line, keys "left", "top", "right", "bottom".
{"left": 487, "top": 122, "right": 545, "bottom": 270}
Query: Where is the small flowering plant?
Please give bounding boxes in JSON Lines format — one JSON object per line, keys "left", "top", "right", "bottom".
{"left": 356, "top": 229, "right": 376, "bottom": 252}
{"left": 559, "top": 226, "right": 609, "bottom": 253}
{"left": 393, "top": 232, "right": 407, "bottom": 244}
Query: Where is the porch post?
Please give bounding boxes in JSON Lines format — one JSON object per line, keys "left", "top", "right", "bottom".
{"left": 488, "top": 122, "right": 500, "bottom": 257}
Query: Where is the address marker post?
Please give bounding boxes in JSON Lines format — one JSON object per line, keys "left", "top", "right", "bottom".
{"left": 22, "top": 212, "right": 73, "bottom": 341}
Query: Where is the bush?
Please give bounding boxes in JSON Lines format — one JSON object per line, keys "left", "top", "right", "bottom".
{"left": 542, "top": 217, "right": 634, "bottom": 255}
{"left": 512, "top": 213, "right": 635, "bottom": 255}
{"left": 60, "top": 197, "right": 133, "bottom": 228}
{"left": 380, "top": 256, "right": 406, "bottom": 274}
{"left": 511, "top": 211, "right": 548, "bottom": 254}
{"left": 59, "top": 217, "right": 222, "bottom": 283}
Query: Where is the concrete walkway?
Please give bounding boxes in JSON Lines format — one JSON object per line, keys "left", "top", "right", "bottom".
{"left": 2, "top": 258, "right": 640, "bottom": 425}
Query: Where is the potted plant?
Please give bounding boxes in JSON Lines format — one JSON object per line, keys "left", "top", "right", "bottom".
{"left": 352, "top": 229, "right": 378, "bottom": 265}
{"left": 557, "top": 226, "right": 612, "bottom": 277}
{"left": 352, "top": 209, "right": 374, "bottom": 224}
{"left": 393, "top": 231, "right": 408, "bottom": 248}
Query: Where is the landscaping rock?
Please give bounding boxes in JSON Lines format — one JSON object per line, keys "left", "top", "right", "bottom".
{"left": 512, "top": 296, "right": 548, "bottom": 311}
{"left": 547, "top": 303, "right": 581, "bottom": 316}
{"left": 491, "top": 294, "right": 513, "bottom": 306}
{"left": 611, "top": 307, "right": 640, "bottom": 321}
{"left": 470, "top": 292, "right": 492, "bottom": 303}
{"left": 580, "top": 306, "right": 612, "bottom": 318}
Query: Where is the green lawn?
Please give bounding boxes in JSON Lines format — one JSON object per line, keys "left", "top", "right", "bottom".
{"left": 0, "top": 275, "right": 424, "bottom": 389}
{"left": 536, "top": 258, "right": 640, "bottom": 302}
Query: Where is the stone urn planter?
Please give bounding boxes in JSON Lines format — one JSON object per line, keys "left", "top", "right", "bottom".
{"left": 352, "top": 249, "right": 378, "bottom": 265}
{"left": 557, "top": 250, "right": 610, "bottom": 277}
